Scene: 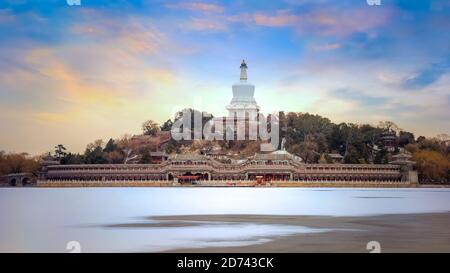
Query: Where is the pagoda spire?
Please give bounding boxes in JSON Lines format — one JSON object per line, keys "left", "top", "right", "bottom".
{"left": 240, "top": 60, "right": 248, "bottom": 81}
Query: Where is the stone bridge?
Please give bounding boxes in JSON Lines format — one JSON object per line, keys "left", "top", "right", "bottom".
{"left": 1, "top": 173, "right": 36, "bottom": 187}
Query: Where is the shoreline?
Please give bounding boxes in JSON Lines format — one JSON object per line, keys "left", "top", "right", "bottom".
{"left": 2, "top": 181, "right": 449, "bottom": 188}
{"left": 145, "top": 213, "right": 450, "bottom": 253}
{"left": 33, "top": 180, "right": 421, "bottom": 188}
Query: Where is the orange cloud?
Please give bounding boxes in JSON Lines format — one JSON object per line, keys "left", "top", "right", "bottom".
{"left": 25, "top": 48, "right": 124, "bottom": 106}
{"left": 146, "top": 68, "right": 175, "bottom": 85}
{"left": 34, "top": 111, "right": 76, "bottom": 123}
{"left": 0, "top": 41, "right": 182, "bottom": 154}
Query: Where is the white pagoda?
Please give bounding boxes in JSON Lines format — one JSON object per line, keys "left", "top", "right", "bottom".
{"left": 210, "top": 60, "right": 261, "bottom": 141}
{"left": 226, "top": 60, "right": 259, "bottom": 120}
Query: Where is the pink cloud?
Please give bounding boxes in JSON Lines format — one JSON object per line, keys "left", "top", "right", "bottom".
{"left": 230, "top": 7, "right": 393, "bottom": 37}
{"left": 181, "top": 17, "right": 229, "bottom": 32}
{"left": 253, "top": 10, "right": 298, "bottom": 27}
{"left": 166, "top": 2, "right": 224, "bottom": 13}
{"left": 302, "top": 7, "right": 392, "bottom": 36}
{"left": 70, "top": 10, "right": 166, "bottom": 55}
{"left": 311, "top": 43, "right": 342, "bottom": 52}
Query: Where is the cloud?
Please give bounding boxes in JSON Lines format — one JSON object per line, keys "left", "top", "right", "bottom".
{"left": 166, "top": 2, "right": 224, "bottom": 13}
{"left": 0, "top": 8, "right": 185, "bottom": 153}
{"left": 311, "top": 43, "right": 341, "bottom": 52}
{"left": 226, "top": 7, "right": 393, "bottom": 37}
{"left": 253, "top": 10, "right": 298, "bottom": 27}
{"left": 23, "top": 47, "right": 129, "bottom": 107}
{"left": 181, "top": 17, "right": 229, "bottom": 32}
{"left": 0, "top": 41, "right": 180, "bottom": 154}
{"left": 330, "top": 88, "right": 387, "bottom": 107}
{"left": 34, "top": 111, "right": 76, "bottom": 124}
{"left": 70, "top": 10, "right": 166, "bottom": 55}
{"left": 302, "top": 7, "right": 392, "bottom": 36}
{"left": 403, "top": 58, "right": 450, "bottom": 89}
{"left": 176, "top": 4, "right": 392, "bottom": 37}
{"left": 1, "top": 0, "right": 449, "bottom": 153}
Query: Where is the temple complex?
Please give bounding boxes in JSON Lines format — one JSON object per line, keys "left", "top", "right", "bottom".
{"left": 40, "top": 153, "right": 411, "bottom": 185}
{"left": 36, "top": 60, "right": 418, "bottom": 187}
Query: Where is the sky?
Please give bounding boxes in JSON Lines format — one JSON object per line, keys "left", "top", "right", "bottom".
{"left": 0, "top": 0, "right": 449, "bottom": 155}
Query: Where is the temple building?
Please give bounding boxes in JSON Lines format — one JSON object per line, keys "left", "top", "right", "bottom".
{"left": 381, "top": 129, "right": 397, "bottom": 152}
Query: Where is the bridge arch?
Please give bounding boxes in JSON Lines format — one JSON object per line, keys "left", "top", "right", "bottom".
{"left": 9, "top": 178, "right": 17, "bottom": 187}
{"left": 4, "top": 173, "right": 35, "bottom": 187}
{"left": 22, "top": 177, "right": 31, "bottom": 186}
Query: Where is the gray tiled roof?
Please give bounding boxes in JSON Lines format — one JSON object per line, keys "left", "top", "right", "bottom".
{"left": 253, "top": 153, "right": 292, "bottom": 161}
{"left": 169, "top": 154, "right": 207, "bottom": 161}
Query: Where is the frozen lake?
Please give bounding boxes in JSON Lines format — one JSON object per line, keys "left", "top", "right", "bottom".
{"left": 1, "top": 187, "right": 450, "bottom": 252}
